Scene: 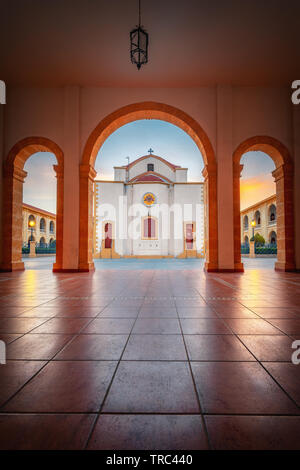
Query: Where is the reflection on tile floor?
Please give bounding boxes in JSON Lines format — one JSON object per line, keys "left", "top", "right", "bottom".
{"left": 0, "top": 258, "right": 300, "bottom": 450}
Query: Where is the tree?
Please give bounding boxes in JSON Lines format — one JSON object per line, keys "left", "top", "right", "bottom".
{"left": 251, "top": 233, "right": 265, "bottom": 246}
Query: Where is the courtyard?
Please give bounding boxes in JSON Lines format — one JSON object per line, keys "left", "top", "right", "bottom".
{"left": 0, "top": 258, "right": 299, "bottom": 450}
{"left": 23, "top": 256, "right": 277, "bottom": 271}
{"left": 1, "top": 0, "right": 300, "bottom": 457}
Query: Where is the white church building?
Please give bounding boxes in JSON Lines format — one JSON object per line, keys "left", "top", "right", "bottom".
{"left": 93, "top": 153, "right": 205, "bottom": 258}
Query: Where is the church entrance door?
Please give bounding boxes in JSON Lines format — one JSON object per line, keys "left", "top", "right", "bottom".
{"left": 105, "top": 223, "right": 112, "bottom": 249}
{"left": 186, "top": 223, "right": 194, "bottom": 250}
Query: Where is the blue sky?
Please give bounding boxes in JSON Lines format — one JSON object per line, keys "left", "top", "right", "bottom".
{"left": 23, "top": 152, "right": 57, "bottom": 213}
{"left": 94, "top": 120, "right": 204, "bottom": 181}
{"left": 23, "top": 120, "right": 275, "bottom": 213}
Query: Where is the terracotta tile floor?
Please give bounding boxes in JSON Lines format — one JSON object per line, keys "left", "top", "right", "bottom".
{"left": 0, "top": 259, "right": 300, "bottom": 450}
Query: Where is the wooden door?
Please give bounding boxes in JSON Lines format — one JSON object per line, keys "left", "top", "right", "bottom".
{"left": 186, "top": 223, "right": 194, "bottom": 249}
{"left": 104, "top": 223, "right": 112, "bottom": 249}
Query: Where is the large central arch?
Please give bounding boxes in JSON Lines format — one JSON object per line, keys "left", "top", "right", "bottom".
{"left": 79, "top": 101, "right": 218, "bottom": 271}
{"left": 1, "top": 137, "right": 64, "bottom": 272}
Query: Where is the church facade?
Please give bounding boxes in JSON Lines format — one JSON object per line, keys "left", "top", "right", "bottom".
{"left": 93, "top": 154, "right": 205, "bottom": 258}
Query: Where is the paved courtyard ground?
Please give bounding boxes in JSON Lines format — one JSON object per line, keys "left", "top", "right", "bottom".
{"left": 23, "top": 256, "right": 276, "bottom": 271}
{"left": 0, "top": 257, "right": 299, "bottom": 450}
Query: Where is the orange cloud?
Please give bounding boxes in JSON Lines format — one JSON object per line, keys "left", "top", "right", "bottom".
{"left": 95, "top": 172, "right": 114, "bottom": 181}
{"left": 240, "top": 174, "right": 275, "bottom": 210}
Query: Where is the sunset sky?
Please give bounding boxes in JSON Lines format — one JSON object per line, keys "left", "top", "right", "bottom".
{"left": 23, "top": 120, "right": 275, "bottom": 213}
{"left": 240, "top": 151, "right": 275, "bottom": 210}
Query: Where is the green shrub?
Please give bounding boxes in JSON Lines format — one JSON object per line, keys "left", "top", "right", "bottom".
{"left": 254, "top": 233, "right": 265, "bottom": 246}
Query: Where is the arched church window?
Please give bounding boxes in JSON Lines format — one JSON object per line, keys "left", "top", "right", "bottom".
{"left": 269, "top": 231, "right": 277, "bottom": 245}
{"left": 269, "top": 204, "right": 276, "bottom": 222}
{"left": 185, "top": 223, "right": 195, "bottom": 250}
{"left": 104, "top": 222, "right": 112, "bottom": 249}
{"left": 39, "top": 237, "right": 46, "bottom": 247}
{"left": 143, "top": 217, "right": 157, "bottom": 239}
{"left": 255, "top": 210, "right": 261, "bottom": 226}
{"left": 40, "top": 218, "right": 46, "bottom": 231}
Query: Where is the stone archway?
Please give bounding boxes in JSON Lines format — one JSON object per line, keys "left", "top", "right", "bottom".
{"left": 233, "top": 136, "right": 295, "bottom": 272}
{"left": 80, "top": 101, "right": 218, "bottom": 272}
{"left": 1, "top": 137, "right": 64, "bottom": 272}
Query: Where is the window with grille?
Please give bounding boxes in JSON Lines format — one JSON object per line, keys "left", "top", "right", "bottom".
{"left": 143, "top": 217, "right": 157, "bottom": 239}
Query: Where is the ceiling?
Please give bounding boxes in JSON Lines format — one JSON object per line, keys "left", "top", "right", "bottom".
{"left": 1, "top": 0, "right": 300, "bottom": 86}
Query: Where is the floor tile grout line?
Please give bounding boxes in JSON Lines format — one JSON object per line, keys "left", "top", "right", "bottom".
{"left": 207, "top": 303, "right": 300, "bottom": 412}
{"left": 241, "top": 305, "right": 299, "bottom": 342}
{"left": 0, "top": 314, "right": 60, "bottom": 346}
{"left": 0, "top": 411, "right": 299, "bottom": 417}
{"left": 4, "top": 358, "right": 296, "bottom": 363}
{"left": 3, "top": 331, "right": 299, "bottom": 336}
{"left": 42, "top": 296, "right": 121, "bottom": 360}
{"left": 193, "top": 282, "right": 299, "bottom": 341}
{"left": 1, "top": 264, "right": 300, "bottom": 448}
{"left": 174, "top": 291, "right": 213, "bottom": 450}
{"left": 194, "top": 286, "right": 300, "bottom": 416}
{"left": 83, "top": 271, "right": 157, "bottom": 449}
{"left": 0, "top": 296, "right": 120, "bottom": 412}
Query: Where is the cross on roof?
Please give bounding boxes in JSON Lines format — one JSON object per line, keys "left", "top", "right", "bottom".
{"left": 148, "top": 148, "right": 154, "bottom": 154}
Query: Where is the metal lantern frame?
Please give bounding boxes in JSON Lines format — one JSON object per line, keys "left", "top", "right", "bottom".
{"left": 130, "top": 0, "right": 148, "bottom": 70}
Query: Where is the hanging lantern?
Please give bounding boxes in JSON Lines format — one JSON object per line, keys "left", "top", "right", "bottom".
{"left": 130, "top": 0, "right": 148, "bottom": 70}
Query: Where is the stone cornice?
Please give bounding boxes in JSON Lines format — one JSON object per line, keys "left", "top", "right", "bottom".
{"left": 80, "top": 164, "right": 97, "bottom": 181}
{"left": 272, "top": 163, "right": 293, "bottom": 182}
{"left": 233, "top": 163, "right": 244, "bottom": 177}
{"left": 202, "top": 163, "right": 217, "bottom": 179}
{"left": 3, "top": 164, "right": 27, "bottom": 182}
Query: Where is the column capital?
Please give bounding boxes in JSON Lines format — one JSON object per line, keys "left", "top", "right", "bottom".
{"left": 233, "top": 163, "right": 244, "bottom": 177}
{"left": 202, "top": 163, "right": 217, "bottom": 180}
{"left": 53, "top": 164, "right": 64, "bottom": 178}
{"left": 3, "top": 164, "right": 27, "bottom": 182}
{"left": 272, "top": 163, "right": 293, "bottom": 182}
{"left": 79, "top": 164, "right": 97, "bottom": 181}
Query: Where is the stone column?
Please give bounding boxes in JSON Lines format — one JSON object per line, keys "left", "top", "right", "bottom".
{"left": 202, "top": 164, "right": 218, "bottom": 271}
{"left": 1, "top": 165, "right": 27, "bottom": 271}
{"left": 62, "top": 86, "right": 80, "bottom": 271}
{"left": 273, "top": 163, "right": 295, "bottom": 271}
{"left": 233, "top": 163, "right": 244, "bottom": 271}
{"left": 29, "top": 240, "right": 36, "bottom": 258}
{"left": 0, "top": 105, "right": 4, "bottom": 267}
{"left": 216, "top": 85, "right": 235, "bottom": 271}
{"left": 249, "top": 240, "right": 255, "bottom": 258}
{"left": 293, "top": 106, "right": 300, "bottom": 270}
{"left": 52, "top": 164, "right": 64, "bottom": 271}
{"left": 79, "top": 164, "right": 97, "bottom": 271}
{"left": 129, "top": 185, "right": 134, "bottom": 256}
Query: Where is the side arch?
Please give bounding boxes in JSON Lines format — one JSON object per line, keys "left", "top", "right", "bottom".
{"left": 79, "top": 101, "right": 218, "bottom": 271}
{"left": 233, "top": 135, "right": 295, "bottom": 272}
{"left": 1, "top": 137, "right": 64, "bottom": 271}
